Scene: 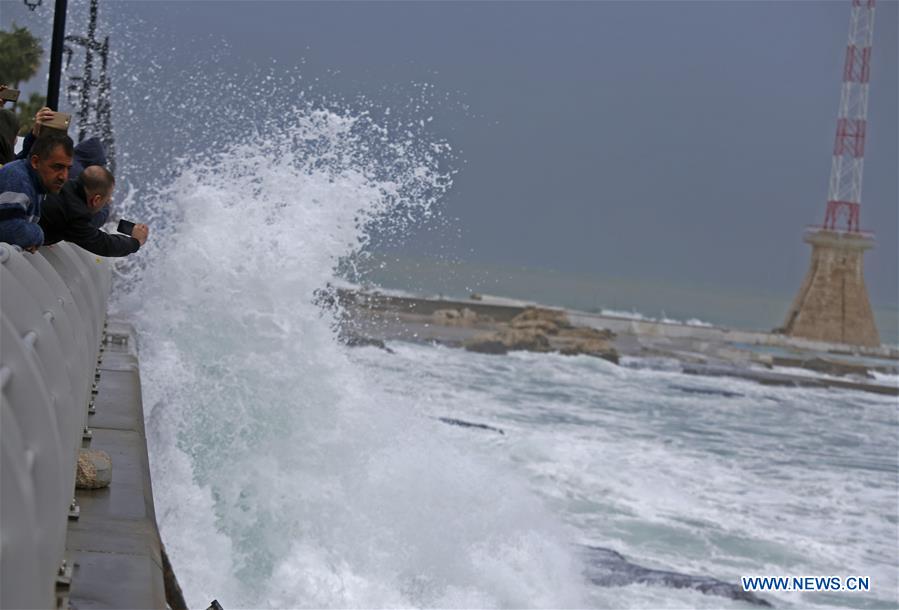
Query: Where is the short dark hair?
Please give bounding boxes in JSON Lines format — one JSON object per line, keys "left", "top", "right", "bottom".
{"left": 31, "top": 132, "right": 74, "bottom": 160}
{"left": 80, "top": 165, "right": 115, "bottom": 197}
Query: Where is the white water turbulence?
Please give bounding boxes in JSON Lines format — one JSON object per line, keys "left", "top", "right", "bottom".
{"left": 113, "top": 105, "right": 589, "bottom": 608}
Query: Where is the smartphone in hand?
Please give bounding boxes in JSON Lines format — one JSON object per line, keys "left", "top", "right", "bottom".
{"left": 0, "top": 88, "right": 20, "bottom": 102}
{"left": 117, "top": 219, "right": 136, "bottom": 236}
{"left": 36, "top": 111, "right": 71, "bottom": 135}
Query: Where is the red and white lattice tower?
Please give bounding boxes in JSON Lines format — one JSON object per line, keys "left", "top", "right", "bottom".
{"left": 821, "top": 0, "right": 876, "bottom": 233}
{"left": 782, "top": 0, "right": 881, "bottom": 347}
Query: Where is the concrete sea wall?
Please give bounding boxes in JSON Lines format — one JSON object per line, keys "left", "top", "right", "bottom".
{"left": 0, "top": 242, "right": 165, "bottom": 609}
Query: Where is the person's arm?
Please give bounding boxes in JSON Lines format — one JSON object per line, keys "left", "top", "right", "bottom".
{"left": 64, "top": 215, "right": 140, "bottom": 257}
{"left": 0, "top": 168, "right": 33, "bottom": 216}
{"left": 14, "top": 107, "right": 54, "bottom": 161}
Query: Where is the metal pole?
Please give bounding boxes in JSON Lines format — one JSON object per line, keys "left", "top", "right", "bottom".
{"left": 78, "top": 0, "right": 97, "bottom": 141}
{"left": 46, "top": 0, "right": 69, "bottom": 110}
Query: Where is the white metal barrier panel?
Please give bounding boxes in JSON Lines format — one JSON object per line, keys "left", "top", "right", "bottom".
{"left": 0, "top": 242, "right": 111, "bottom": 609}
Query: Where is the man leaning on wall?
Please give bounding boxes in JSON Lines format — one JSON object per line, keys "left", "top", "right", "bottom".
{"left": 0, "top": 132, "right": 73, "bottom": 252}
{"left": 40, "top": 165, "right": 149, "bottom": 257}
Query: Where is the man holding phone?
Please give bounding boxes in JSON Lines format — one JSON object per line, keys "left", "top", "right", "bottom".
{"left": 39, "top": 165, "right": 149, "bottom": 256}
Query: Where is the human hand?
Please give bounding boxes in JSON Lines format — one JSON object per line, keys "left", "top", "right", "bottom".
{"left": 132, "top": 223, "right": 149, "bottom": 246}
{"left": 32, "top": 107, "right": 54, "bottom": 136}
{"left": 0, "top": 85, "right": 7, "bottom": 106}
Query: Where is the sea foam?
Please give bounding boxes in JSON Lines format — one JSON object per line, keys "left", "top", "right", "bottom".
{"left": 113, "top": 101, "right": 589, "bottom": 608}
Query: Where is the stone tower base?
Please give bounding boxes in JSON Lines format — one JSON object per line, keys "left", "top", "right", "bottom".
{"left": 783, "top": 229, "right": 880, "bottom": 347}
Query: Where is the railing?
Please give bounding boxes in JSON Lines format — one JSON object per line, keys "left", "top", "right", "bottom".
{"left": 0, "top": 241, "right": 111, "bottom": 609}
{"left": 804, "top": 224, "right": 876, "bottom": 241}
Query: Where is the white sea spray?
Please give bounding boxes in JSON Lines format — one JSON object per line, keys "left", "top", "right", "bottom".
{"left": 112, "top": 101, "right": 589, "bottom": 608}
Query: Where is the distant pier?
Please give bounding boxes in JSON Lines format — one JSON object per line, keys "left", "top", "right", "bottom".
{"left": 337, "top": 289, "right": 898, "bottom": 396}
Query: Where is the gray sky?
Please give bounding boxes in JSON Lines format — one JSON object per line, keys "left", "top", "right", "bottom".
{"left": 4, "top": 0, "right": 897, "bottom": 309}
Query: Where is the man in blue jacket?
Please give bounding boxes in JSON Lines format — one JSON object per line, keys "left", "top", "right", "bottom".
{"left": 0, "top": 132, "right": 73, "bottom": 251}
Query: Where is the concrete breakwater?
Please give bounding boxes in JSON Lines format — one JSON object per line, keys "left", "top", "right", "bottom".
{"left": 0, "top": 243, "right": 166, "bottom": 609}
{"left": 335, "top": 289, "right": 899, "bottom": 396}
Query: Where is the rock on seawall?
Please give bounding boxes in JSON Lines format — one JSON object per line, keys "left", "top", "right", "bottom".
{"left": 464, "top": 307, "right": 619, "bottom": 363}
{"left": 464, "top": 327, "right": 553, "bottom": 354}
{"left": 432, "top": 307, "right": 494, "bottom": 326}
{"left": 75, "top": 449, "right": 112, "bottom": 489}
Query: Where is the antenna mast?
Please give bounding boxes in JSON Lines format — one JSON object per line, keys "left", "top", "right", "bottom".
{"left": 821, "top": 0, "right": 876, "bottom": 233}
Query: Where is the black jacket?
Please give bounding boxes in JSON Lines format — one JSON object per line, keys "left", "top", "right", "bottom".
{"left": 39, "top": 179, "right": 139, "bottom": 257}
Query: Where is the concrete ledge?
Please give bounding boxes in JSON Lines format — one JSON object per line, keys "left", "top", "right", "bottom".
{"left": 64, "top": 319, "right": 166, "bottom": 610}
{"left": 339, "top": 290, "right": 898, "bottom": 359}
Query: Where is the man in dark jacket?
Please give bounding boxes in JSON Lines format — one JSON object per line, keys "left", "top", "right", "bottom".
{"left": 40, "top": 165, "right": 149, "bottom": 257}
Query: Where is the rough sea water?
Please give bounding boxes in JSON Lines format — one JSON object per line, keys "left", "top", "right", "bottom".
{"left": 106, "top": 105, "right": 899, "bottom": 609}
{"left": 93, "top": 36, "right": 899, "bottom": 608}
